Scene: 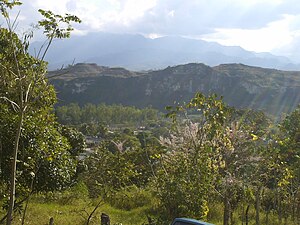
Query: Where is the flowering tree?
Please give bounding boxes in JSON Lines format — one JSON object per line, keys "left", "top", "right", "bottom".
{"left": 155, "top": 93, "right": 231, "bottom": 221}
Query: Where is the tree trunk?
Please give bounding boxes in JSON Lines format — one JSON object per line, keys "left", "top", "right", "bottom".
{"left": 297, "top": 200, "right": 300, "bottom": 224}
{"left": 255, "top": 186, "right": 262, "bottom": 225}
{"left": 230, "top": 210, "right": 234, "bottom": 225}
{"left": 223, "top": 191, "right": 230, "bottom": 225}
{"left": 101, "top": 213, "right": 110, "bottom": 225}
{"left": 0, "top": 138, "right": 2, "bottom": 173}
{"left": 21, "top": 196, "right": 29, "bottom": 225}
{"left": 49, "top": 217, "right": 54, "bottom": 225}
{"left": 284, "top": 216, "right": 287, "bottom": 225}
{"left": 86, "top": 199, "right": 103, "bottom": 224}
{"left": 21, "top": 178, "right": 35, "bottom": 225}
{"left": 245, "top": 205, "right": 250, "bottom": 225}
{"left": 292, "top": 194, "right": 297, "bottom": 222}
{"left": 6, "top": 111, "right": 23, "bottom": 225}
{"left": 278, "top": 197, "right": 282, "bottom": 223}
{"left": 265, "top": 209, "right": 269, "bottom": 225}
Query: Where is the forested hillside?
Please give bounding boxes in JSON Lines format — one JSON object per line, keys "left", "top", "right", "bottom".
{"left": 50, "top": 62, "right": 300, "bottom": 118}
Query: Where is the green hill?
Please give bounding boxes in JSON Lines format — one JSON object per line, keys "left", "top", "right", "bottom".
{"left": 49, "top": 63, "right": 300, "bottom": 117}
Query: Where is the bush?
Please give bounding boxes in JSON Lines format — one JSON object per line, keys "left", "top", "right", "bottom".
{"left": 107, "top": 186, "right": 153, "bottom": 210}
{"left": 35, "top": 182, "right": 89, "bottom": 205}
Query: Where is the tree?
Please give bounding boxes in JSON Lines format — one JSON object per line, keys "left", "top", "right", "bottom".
{"left": 277, "top": 105, "right": 300, "bottom": 223}
{"left": 0, "top": 1, "right": 81, "bottom": 224}
{"left": 218, "top": 109, "right": 271, "bottom": 225}
{"left": 155, "top": 93, "right": 231, "bottom": 221}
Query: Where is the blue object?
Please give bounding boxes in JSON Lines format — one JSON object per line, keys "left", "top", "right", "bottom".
{"left": 171, "top": 218, "right": 214, "bottom": 225}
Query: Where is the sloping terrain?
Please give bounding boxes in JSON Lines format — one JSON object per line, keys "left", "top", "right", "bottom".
{"left": 49, "top": 63, "right": 300, "bottom": 117}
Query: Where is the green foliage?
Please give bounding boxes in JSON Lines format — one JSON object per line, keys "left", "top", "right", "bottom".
{"left": 281, "top": 105, "right": 300, "bottom": 146}
{"left": 0, "top": 1, "right": 81, "bottom": 223}
{"left": 107, "top": 186, "right": 153, "bottom": 211}
{"left": 38, "top": 9, "right": 81, "bottom": 39}
{"left": 55, "top": 103, "right": 160, "bottom": 127}
{"left": 83, "top": 145, "right": 153, "bottom": 198}
{"left": 2, "top": 86, "right": 300, "bottom": 224}
{"left": 0, "top": 0, "right": 22, "bottom": 18}
{"left": 156, "top": 93, "right": 231, "bottom": 221}
{"left": 6, "top": 197, "right": 151, "bottom": 225}
{"left": 0, "top": 28, "right": 54, "bottom": 109}
{"left": 0, "top": 24, "right": 80, "bottom": 189}
{"left": 137, "top": 131, "right": 161, "bottom": 148}
{"left": 2, "top": 4, "right": 300, "bottom": 222}
{"left": 0, "top": 105, "right": 78, "bottom": 192}
{"left": 36, "top": 182, "right": 89, "bottom": 205}
{"left": 59, "top": 125, "right": 86, "bottom": 157}
{"left": 49, "top": 62, "right": 300, "bottom": 120}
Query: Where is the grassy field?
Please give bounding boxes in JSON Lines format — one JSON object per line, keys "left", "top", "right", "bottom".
{"left": 0, "top": 196, "right": 296, "bottom": 225}
{"left": 1, "top": 199, "right": 151, "bottom": 225}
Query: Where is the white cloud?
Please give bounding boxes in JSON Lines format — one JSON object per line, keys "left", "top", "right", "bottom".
{"left": 4, "top": 0, "right": 300, "bottom": 54}
{"left": 167, "top": 10, "right": 175, "bottom": 18}
{"left": 51, "top": 0, "right": 158, "bottom": 31}
{"left": 271, "top": 15, "right": 300, "bottom": 60}
{"left": 14, "top": 0, "right": 289, "bottom": 32}
{"left": 202, "top": 15, "right": 295, "bottom": 52}
{"left": 147, "top": 33, "right": 164, "bottom": 39}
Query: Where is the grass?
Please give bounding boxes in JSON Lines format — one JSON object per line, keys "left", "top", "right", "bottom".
{"left": 6, "top": 198, "right": 150, "bottom": 225}
{"left": 1, "top": 194, "right": 298, "bottom": 225}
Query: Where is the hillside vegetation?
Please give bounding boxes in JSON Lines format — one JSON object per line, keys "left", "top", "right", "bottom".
{"left": 50, "top": 63, "right": 300, "bottom": 118}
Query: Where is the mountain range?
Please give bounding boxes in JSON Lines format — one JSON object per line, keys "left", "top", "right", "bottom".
{"left": 49, "top": 63, "right": 300, "bottom": 118}
{"left": 31, "top": 32, "right": 300, "bottom": 71}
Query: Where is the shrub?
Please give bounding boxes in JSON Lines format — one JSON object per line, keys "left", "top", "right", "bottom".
{"left": 107, "top": 186, "right": 153, "bottom": 210}
{"left": 35, "top": 182, "right": 89, "bottom": 205}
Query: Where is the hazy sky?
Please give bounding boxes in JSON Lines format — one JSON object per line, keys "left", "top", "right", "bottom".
{"left": 6, "top": 0, "right": 300, "bottom": 58}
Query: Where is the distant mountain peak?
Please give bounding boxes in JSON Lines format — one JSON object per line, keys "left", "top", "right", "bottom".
{"left": 160, "top": 63, "right": 213, "bottom": 75}
{"left": 30, "top": 32, "right": 300, "bottom": 71}
{"left": 48, "top": 63, "right": 143, "bottom": 80}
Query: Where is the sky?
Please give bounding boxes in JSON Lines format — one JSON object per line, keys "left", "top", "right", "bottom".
{"left": 5, "top": 0, "right": 300, "bottom": 60}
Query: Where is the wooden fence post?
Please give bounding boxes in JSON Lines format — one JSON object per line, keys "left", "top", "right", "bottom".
{"left": 100, "top": 213, "right": 110, "bottom": 225}
{"left": 49, "top": 217, "right": 54, "bottom": 225}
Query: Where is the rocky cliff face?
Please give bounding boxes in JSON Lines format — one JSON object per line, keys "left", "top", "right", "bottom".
{"left": 49, "top": 63, "right": 300, "bottom": 117}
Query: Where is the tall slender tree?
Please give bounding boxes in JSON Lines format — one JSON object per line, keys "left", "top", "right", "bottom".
{"left": 0, "top": 1, "right": 80, "bottom": 224}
